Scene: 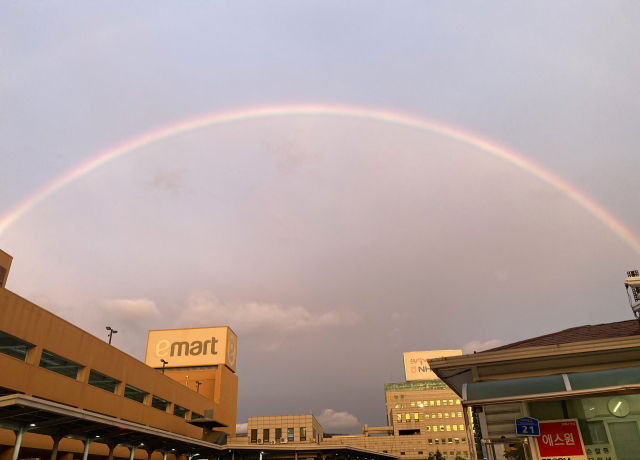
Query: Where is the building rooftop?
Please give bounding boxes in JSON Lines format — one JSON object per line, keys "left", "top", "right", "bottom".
{"left": 484, "top": 319, "right": 640, "bottom": 352}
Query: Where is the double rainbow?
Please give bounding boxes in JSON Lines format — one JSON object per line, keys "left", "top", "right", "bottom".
{"left": 1, "top": 104, "right": 638, "bottom": 253}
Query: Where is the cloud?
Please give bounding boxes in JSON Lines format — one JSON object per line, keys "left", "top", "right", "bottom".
{"left": 462, "top": 339, "right": 503, "bottom": 354}
{"left": 100, "top": 298, "right": 160, "bottom": 321}
{"left": 317, "top": 409, "right": 360, "bottom": 431}
{"left": 178, "top": 291, "right": 360, "bottom": 332}
{"left": 236, "top": 423, "right": 248, "bottom": 434}
{"left": 150, "top": 169, "right": 184, "bottom": 194}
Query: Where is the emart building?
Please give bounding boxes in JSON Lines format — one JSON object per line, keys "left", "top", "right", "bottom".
{"left": 0, "top": 249, "right": 395, "bottom": 460}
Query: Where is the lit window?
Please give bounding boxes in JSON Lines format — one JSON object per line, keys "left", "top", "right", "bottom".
{"left": 411, "top": 402, "right": 415, "bottom": 407}
{"left": 396, "top": 404, "right": 404, "bottom": 408}
{"left": 123, "top": 384, "right": 147, "bottom": 404}
{"left": 440, "top": 426, "right": 445, "bottom": 431}
{"left": 39, "top": 350, "right": 82, "bottom": 379}
{"left": 151, "top": 395, "right": 169, "bottom": 412}
{"left": 448, "top": 438, "right": 453, "bottom": 444}
{"left": 457, "top": 412, "right": 462, "bottom": 418}
{"left": 428, "top": 439, "right": 433, "bottom": 445}
{"left": 418, "top": 401, "right": 423, "bottom": 407}
{"left": 88, "top": 369, "right": 119, "bottom": 393}
{"left": 459, "top": 425, "right": 464, "bottom": 431}
{"left": 451, "top": 412, "right": 456, "bottom": 418}
{"left": 453, "top": 425, "right": 457, "bottom": 431}
{"left": 456, "top": 399, "right": 461, "bottom": 405}
{"left": 430, "top": 401, "right": 434, "bottom": 406}
{"left": 288, "top": 428, "right": 294, "bottom": 441}
{"left": 461, "top": 438, "right": 466, "bottom": 444}
{"left": 437, "top": 400, "right": 441, "bottom": 406}
{"left": 443, "top": 400, "right": 447, "bottom": 406}
{"left": 434, "top": 426, "right": 438, "bottom": 432}
{"left": 455, "top": 438, "right": 459, "bottom": 444}
{"left": 251, "top": 429, "right": 257, "bottom": 443}
{"left": 300, "top": 427, "right": 306, "bottom": 441}
{"left": 432, "top": 413, "right": 436, "bottom": 418}
{"left": 446, "top": 425, "right": 451, "bottom": 431}
{"left": 397, "top": 414, "right": 402, "bottom": 422}
{"left": 445, "top": 413, "right": 449, "bottom": 418}
{"left": 434, "top": 439, "right": 439, "bottom": 445}
{"left": 425, "top": 414, "right": 430, "bottom": 419}
{"left": 425, "top": 427, "right": 431, "bottom": 431}
{"left": 406, "top": 413, "right": 411, "bottom": 421}
{"left": 449, "top": 400, "right": 453, "bottom": 405}
{"left": 438, "top": 413, "right": 442, "bottom": 418}
{"left": 173, "top": 404, "right": 188, "bottom": 418}
{"left": 0, "top": 330, "right": 32, "bottom": 361}
{"left": 264, "top": 429, "right": 270, "bottom": 442}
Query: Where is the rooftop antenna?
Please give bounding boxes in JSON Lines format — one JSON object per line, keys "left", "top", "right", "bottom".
{"left": 624, "top": 270, "right": 640, "bottom": 321}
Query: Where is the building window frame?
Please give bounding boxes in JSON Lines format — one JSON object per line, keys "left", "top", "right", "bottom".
{"left": 0, "top": 330, "right": 33, "bottom": 362}
{"left": 123, "top": 384, "right": 148, "bottom": 404}
{"left": 39, "top": 350, "right": 83, "bottom": 379}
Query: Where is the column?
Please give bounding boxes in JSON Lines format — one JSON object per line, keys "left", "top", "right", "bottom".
{"left": 129, "top": 447, "right": 138, "bottom": 460}
{"left": 82, "top": 438, "right": 94, "bottom": 460}
{"left": 163, "top": 452, "right": 168, "bottom": 460}
{"left": 50, "top": 435, "right": 63, "bottom": 460}
{"left": 11, "top": 427, "right": 28, "bottom": 460}
{"left": 108, "top": 444, "right": 116, "bottom": 460}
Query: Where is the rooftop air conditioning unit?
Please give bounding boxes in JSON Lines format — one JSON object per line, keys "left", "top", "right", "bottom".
{"left": 257, "top": 439, "right": 263, "bottom": 444}
{"left": 281, "top": 438, "right": 288, "bottom": 443}
{"left": 270, "top": 440, "right": 276, "bottom": 445}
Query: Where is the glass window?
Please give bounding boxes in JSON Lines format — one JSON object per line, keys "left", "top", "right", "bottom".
{"left": 430, "top": 401, "right": 434, "bottom": 406}
{"left": 0, "top": 330, "right": 32, "bottom": 361}
{"left": 418, "top": 401, "right": 423, "bottom": 407}
{"left": 400, "top": 453, "right": 405, "bottom": 456}
{"left": 467, "top": 374, "right": 565, "bottom": 401}
{"left": 300, "top": 427, "right": 306, "bottom": 441}
{"left": 395, "top": 404, "right": 404, "bottom": 408}
{"left": 287, "top": 428, "right": 294, "bottom": 441}
{"left": 276, "top": 428, "right": 282, "bottom": 441}
{"left": 438, "top": 413, "right": 442, "bottom": 418}
{"left": 414, "top": 413, "right": 419, "bottom": 420}
{"left": 435, "top": 439, "right": 439, "bottom": 445}
{"left": 568, "top": 365, "right": 640, "bottom": 391}
{"left": 418, "top": 452, "right": 423, "bottom": 455}
{"left": 434, "top": 426, "right": 438, "bottom": 432}
{"left": 463, "top": 452, "right": 468, "bottom": 458}
{"left": 456, "top": 399, "right": 461, "bottom": 405}
{"left": 453, "top": 425, "right": 457, "bottom": 431}
{"left": 411, "top": 402, "right": 415, "bottom": 407}
{"left": 432, "top": 413, "right": 436, "bottom": 418}
{"left": 428, "top": 439, "right": 432, "bottom": 445}
{"left": 446, "top": 425, "right": 451, "bottom": 431}
{"left": 426, "top": 426, "right": 431, "bottom": 431}
{"left": 425, "top": 414, "right": 430, "bottom": 419}
{"left": 440, "top": 425, "right": 445, "bottom": 431}
{"left": 394, "top": 395, "right": 398, "bottom": 399}
{"left": 455, "top": 438, "right": 459, "bottom": 444}
{"left": 445, "top": 413, "right": 449, "bottom": 418}
{"left": 39, "top": 350, "right": 82, "bottom": 379}
{"left": 191, "top": 412, "right": 203, "bottom": 420}
{"left": 401, "top": 395, "right": 404, "bottom": 399}
{"left": 123, "top": 384, "right": 147, "bottom": 403}
{"left": 448, "top": 438, "right": 453, "bottom": 444}
{"left": 406, "top": 413, "right": 411, "bottom": 421}
{"left": 457, "top": 412, "right": 462, "bottom": 418}
{"left": 397, "top": 414, "right": 402, "bottom": 422}
{"left": 87, "top": 370, "right": 119, "bottom": 393}
{"left": 251, "top": 429, "right": 257, "bottom": 443}
{"left": 449, "top": 400, "right": 453, "bottom": 405}
{"left": 437, "top": 400, "right": 441, "bottom": 406}
{"left": 462, "top": 438, "right": 466, "bottom": 444}
{"left": 151, "top": 395, "right": 169, "bottom": 412}
{"left": 263, "top": 429, "right": 270, "bottom": 442}
{"left": 459, "top": 425, "right": 464, "bottom": 431}
{"left": 443, "top": 400, "right": 448, "bottom": 406}
{"left": 173, "top": 404, "right": 188, "bottom": 418}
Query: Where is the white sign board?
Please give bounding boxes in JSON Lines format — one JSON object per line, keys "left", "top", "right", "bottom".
{"left": 145, "top": 326, "right": 237, "bottom": 372}
{"left": 403, "top": 350, "right": 462, "bottom": 381}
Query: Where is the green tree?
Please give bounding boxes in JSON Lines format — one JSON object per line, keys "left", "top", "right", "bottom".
{"left": 433, "top": 450, "right": 444, "bottom": 460}
{"left": 503, "top": 443, "right": 526, "bottom": 460}
{"left": 427, "top": 454, "right": 435, "bottom": 460}
{"left": 454, "top": 456, "right": 464, "bottom": 460}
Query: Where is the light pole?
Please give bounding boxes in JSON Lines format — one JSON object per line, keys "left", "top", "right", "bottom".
{"left": 161, "top": 359, "right": 168, "bottom": 374}
{"left": 106, "top": 327, "right": 118, "bottom": 345}
{"left": 195, "top": 381, "right": 202, "bottom": 393}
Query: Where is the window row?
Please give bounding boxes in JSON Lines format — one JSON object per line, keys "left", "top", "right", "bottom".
{"left": 0, "top": 330, "right": 199, "bottom": 419}
{"left": 397, "top": 412, "right": 464, "bottom": 420}
{"left": 428, "top": 438, "right": 466, "bottom": 445}
{"left": 250, "top": 427, "right": 307, "bottom": 442}
{"left": 392, "top": 396, "right": 461, "bottom": 407}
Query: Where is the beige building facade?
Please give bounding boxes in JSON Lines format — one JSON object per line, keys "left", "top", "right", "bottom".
{"left": 230, "top": 415, "right": 323, "bottom": 445}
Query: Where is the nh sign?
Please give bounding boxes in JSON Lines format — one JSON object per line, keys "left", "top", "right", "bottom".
{"left": 515, "top": 417, "right": 540, "bottom": 436}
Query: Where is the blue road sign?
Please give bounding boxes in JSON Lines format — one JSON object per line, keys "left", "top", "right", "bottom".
{"left": 515, "top": 417, "right": 540, "bottom": 436}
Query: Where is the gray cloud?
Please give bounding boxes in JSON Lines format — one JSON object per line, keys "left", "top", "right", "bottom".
{"left": 462, "top": 340, "right": 503, "bottom": 354}
{"left": 317, "top": 409, "right": 360, "bottom": 432}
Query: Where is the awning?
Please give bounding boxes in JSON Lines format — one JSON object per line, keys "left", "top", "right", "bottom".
{"left": 0, "top": 394, "right": 223, "bottom": 457}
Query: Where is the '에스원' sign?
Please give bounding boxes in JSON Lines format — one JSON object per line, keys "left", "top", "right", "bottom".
{"left": 536, "top": 420, "right": 587, "bottom": 460}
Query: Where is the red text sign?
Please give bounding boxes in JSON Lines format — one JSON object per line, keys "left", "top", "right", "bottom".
{"left": 536, "top": 420, "right": 585, "bottom": 457}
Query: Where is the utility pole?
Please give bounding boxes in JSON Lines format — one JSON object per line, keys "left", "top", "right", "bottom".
{"left": 106, "top": 327, "right": 118, "bottom": 345}
{"left": 161, "top": 359, "right": 168, "bottom": 374}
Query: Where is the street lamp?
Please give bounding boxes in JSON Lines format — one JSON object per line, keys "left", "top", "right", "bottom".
{"left": 195, "top": 381, "right": 202, "bottom": 393}
{"left": 161, "top": 359, "right": 168, "bottom": 374}
{"left": 106, "top": 327, "right": 118, "bottom": 345}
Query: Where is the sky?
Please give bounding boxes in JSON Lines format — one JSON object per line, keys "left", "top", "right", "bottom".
{"left": 2, "top": 1, "right": 640, "bottom": 434}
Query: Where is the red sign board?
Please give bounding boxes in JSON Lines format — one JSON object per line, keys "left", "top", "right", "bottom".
{"left": 536, "top": 420, "right": 586, "bottom": 458}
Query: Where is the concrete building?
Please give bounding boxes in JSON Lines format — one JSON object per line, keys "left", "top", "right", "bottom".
{"left": 230, "top": 415, "right": 323, "bottom": 445}
{"left": 429, "top": 320, "right": 640, "bottom": 460}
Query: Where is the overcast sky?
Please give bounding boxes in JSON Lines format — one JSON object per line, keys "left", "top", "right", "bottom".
{"left": 2, "top": 1, "right": 640, "bottom": 434}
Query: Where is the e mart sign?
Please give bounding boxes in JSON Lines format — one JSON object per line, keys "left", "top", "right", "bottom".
{"left": 535, "top": 420, "right": 587, "bottom": 460}
{"left": 145, "top": 326, "right": 237, "bottom": 372}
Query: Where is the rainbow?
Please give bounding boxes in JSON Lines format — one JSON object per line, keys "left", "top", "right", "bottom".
{"left": 1, "top": 103, "right": 639, "bottom": 253}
